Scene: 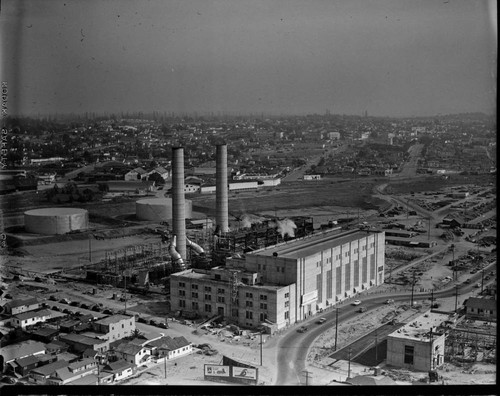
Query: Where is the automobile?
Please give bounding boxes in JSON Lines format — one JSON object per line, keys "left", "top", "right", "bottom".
{"left": 358, "top": 306, "right": 367, "bottom": 313}
{"left": 149, "top": 319, "right": 158, "bottom": 326}
{"left": 385, "top": 299, "right": 394, "bottom": 304}
{"left": 79, "top": 303, "right": 89, "bottom": 309}
{"left": 69, "top": 301, "right": 80, "bottom": 307}
{"left": 297, "top": 326, "right": 308, "bottom": 333}
{"left": 465, "top": 279, "right": 472, "bottom": 284}
{"left": 352, "top": 300, "right": 362, "bottom": 306}
{"left": 316, "top": 317, "right": 327, "bottom": 324}
{"left": 474, "top": 283, "right": 481, "bottom": 288}
{"left": 49, "top": 295, "right": 57, "bottom": 301}
{"left": 91, "top": 305, "right": 101, "bottom": 312}
{"left": 102, "top": 309, "right": 114, "bottom": 315}
{"left": 157, "top": 322, "right": 169, "bottom": 329}
{"left": 137, "top": 317, "right": 147, "bottom": 324}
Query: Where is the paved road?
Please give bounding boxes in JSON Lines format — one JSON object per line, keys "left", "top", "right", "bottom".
{"left": 274, "top": 260, "right": 496, "bottom": 385}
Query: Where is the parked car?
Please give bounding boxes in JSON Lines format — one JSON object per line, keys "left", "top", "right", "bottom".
{"left": 317, "top": 317, "right": 327, "bottom": 324}
{"left": 358, "top": 306, "right": 367, "bottom": 313}
{"left": 385, "top": 299, "right": 394, "bottom": 304}
{"left": 352, "top": 300, "right": 362, "bottom": 306}
{"left": 297, "top": 326, "right": 308, "bottom": 333}
{"left": 137, "top": 317, "right": 147, "bottom": 324}
{"left": 474, "top": 283, "right": 481, "bottom": 288}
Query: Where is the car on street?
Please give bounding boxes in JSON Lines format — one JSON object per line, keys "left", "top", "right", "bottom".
{"left": 297, "top": 326, "right": 308, "bottom": 333}
{"left": 474, "top": 283, "right": 481, "bottom": 288}
{"left": 385, "top": 299, "right": 394, "bottom": 304}
{"left": 358, "top": 306, "right": 367, "bottom": 313}
{"left": 465, "top": 279, "right": 472, "bottom": 284}
{"left": 317, "top": 317, "right": 327, "bottom": 324}
{"left": 352, "top": 300, "right": 362, "bottom": 306}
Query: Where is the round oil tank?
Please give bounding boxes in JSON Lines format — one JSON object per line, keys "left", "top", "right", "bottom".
{"left": 24, "top": 208, "right": 89, "bottom": 235}
{"left": 135, "top": 198, "right": 192, "bottom": 221}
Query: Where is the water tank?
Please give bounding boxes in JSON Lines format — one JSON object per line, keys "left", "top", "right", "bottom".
{"left": 135, "top": 198, "right": 192, "bottom": 221}
{"left": 24, "top": 208, "right": 89, "bottom": 235}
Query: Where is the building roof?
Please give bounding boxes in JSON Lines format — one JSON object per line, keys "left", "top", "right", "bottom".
{"left": 68, "top": 358, "right": 96, "bottom": 371}
{"left": 465, "top": 297, "right": 496, "bottom": 310}
{"left": 115, "top": 342, "right": 143, "bottom": 356}
{"left": 60, "top": 333, "right": 105, "bottom": 346}
{"left": 348, "top": 375, "right": 396, "bottom": 385}
{"left": 94, "top": 314, "right": 133, "bottom": 326}
{"left": 4, "top": 297, "right": 39, "bottom": 310}
{"left": 250, "top": 229, "right": 382, "bottom": 259}
{"left": 66, "top": 373, "right": 98, "bottom": 385}
{"left": 104, "top": 359, "right": 135, "bottom": 373}
{"left": 30, "top": 327, "right": 59, "bottom": 338}
{"left": 15, "top": 355, "right": 40, "bottom": 368}
{"left": 13, "top": 309, "right": 52, "bottom": 321}
{"left": 31, "top": 359, "right": 68, "bottom": 376}
{"left": 388, "top": 310, "right": 449, "bottom": 341}
{"left": 146, "top": 336, "right": 191, "bottom": 351}
{"left": 0, "top": 340, "right": 46, "bottom": 362}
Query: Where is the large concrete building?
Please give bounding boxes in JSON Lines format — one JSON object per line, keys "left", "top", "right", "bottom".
{"left": 170, "top": 228, "right": 385, "bottom": 331}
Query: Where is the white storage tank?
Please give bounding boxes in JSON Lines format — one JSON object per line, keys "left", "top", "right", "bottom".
{"left": 135, "top": 198, "right": 192, "bottom": 221}
{"left": 24, "top": 208, "right": 89, "bottom": 235}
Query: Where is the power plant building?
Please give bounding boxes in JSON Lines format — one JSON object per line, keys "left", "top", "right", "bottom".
{"left": 170, "top": 228, "right": 385, "bottom": 331}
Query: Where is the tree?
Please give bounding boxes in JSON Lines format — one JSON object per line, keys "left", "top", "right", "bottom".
{"left": 148, "top": 172, "right": 165, "bottom": 185}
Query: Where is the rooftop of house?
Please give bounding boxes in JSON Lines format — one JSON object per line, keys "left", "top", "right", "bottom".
{"left": 0, "top": 340, "right": 46, "bottom": 362}
{"left": 94, "top": 314, "right": 134, "bottom": 326}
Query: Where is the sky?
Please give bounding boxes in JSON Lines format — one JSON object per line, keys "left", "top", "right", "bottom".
{"left": 1, "top": 0, "right": 497, "bottom": 117}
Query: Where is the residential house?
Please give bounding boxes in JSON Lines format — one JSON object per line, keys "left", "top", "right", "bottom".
{"left": 11, "top": 309, "right": 52, "bottom": 329}
{"left": 0, "top": 340, "right": 46, "bottom": 373}
{"left": 45, "top": 340, "right": 70, "bottom": 355}
{"left": 30, "top": 327, "right": 59, "bottom": 343}
{"left": 102, "top": 359, "right": 135, "bottom": 382}
{"left": 92, "top": 314, "right": 136, "bottom": 341}
{"left": 3, "top": 297, "right": 40, "bottom": 315}
{"left": 464, "top": 297, "right": 497, "bottom": 321}
{"left": 29, "top": 360, "right": 68, "bottom": 384}
{"left": 11, "top": 355, "right": 41, "bottom": 377}
{"left": 59, "top": 333, "right": 109, "bottom": 354}
{"left": 46, "top": 358, "right": 98, "bottom": 385}
{"left": 124, "top": 167, "right": 148, "bottom": 181}
{"left": 113, "top": 341, "right": 151, "bottom": 366}
{"left": 146, "top": 336, "right": 192, "bottom": 360}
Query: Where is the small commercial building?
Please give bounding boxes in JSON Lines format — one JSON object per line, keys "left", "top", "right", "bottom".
{"left": 11, "top": 309, "right": 52, "bottom": 329}
{"left": 387, "top": 311, "right": 448, "bottom": 372}
{"left": 3, "top": 297, "right": 40, "bottom": 315}
{"left": 92, "top": 314, "right": 136, "bottom": 341}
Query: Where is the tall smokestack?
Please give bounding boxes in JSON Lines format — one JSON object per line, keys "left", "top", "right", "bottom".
{"left": 216, "top": 143, "right": 229, "bottom": 233}
{"left": 172, "top": 147, "right": 187, "bottom": 260}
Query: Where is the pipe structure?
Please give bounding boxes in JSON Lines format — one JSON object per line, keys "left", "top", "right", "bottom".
{"left": 216, "top": 143, "right": 229, "bottom": 233}
{"left": 168, "top": 235, "right": 184, "bottom": 264}
{"left": 172, "top": 147, "right": 187, "bottom": 261}
{"left": 186, "top": 238, "right": 205, "bottom": 255}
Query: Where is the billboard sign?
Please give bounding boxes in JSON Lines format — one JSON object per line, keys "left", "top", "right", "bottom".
{"left": 204, "top": 365, "right": 230, "bottom": 377}
{"left": 232, "top": 367, "right": 257, "bottom": 380}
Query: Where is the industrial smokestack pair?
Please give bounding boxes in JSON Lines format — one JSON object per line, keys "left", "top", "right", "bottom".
{"left": 171, "top": 144, "right": 228, "bottom": 262}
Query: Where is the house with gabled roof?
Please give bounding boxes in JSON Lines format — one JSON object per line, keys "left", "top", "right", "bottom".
{"left": 102, "top": 359, "right": 135, "bottom": 382}
{"left": 464, "top": 297, "right": 496, "bottom": 321}
{"left": 146, "top": 335, "right": 192, "bottom": 360}
{"left": 3, "top": 297, "right": 39, "bottom": 315}
{"left": 46, "top": 358, "right": 98, "bottom": 385}
{"left": 125, "top": 167, "right": 148, "bottom": 181}
{"left": 114, "top": 341, "right": 151, "bottom": 366}
{"left": 29, "top": 359, "right": 68, "bottom": 384}
{"left": 0, "top": 340, "right": 46, "bottom": 373}
{"left": 12, "top": 309, "right": 52, "bottom": 329}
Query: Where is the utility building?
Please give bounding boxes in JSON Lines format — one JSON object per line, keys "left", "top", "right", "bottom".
{"left": 386, "top": 311, "right": 449, "bottom": 371}
{"left": 170, "top": 228, "right": 385, "bottom": 331}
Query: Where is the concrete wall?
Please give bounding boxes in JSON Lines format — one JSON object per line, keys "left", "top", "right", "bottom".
{"left": 387, "top": 334, "right": 445, "bottom": 372}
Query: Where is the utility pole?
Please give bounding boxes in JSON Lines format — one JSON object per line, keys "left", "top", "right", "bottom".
{"left": 427, "top": 217, "right": 431, "bottom": 241}
{"left": 347, "top": 347, "right": 352, "bottom": 379}
{"left": 164, "top": 353, "right": 167, "bottom": 379}
{"left": 375, "top": 328, "right": 378, "bottom": 363}
{"left": 88, "top": 234, "right": 92, "bottom": 263}
{"left": 334, "top": 308, "right": 339, "bottom": 351}
{"left": 429, "top": 327, "right": 434, "bottom": 371}
{"left": 481, "top": 264, "right": 485, "bottom": 294}
{"left": 410, "top": 270, "right": 416, "bottom": 307}
{"left": 302, "top": 370, "right": 312, "bottom": 386}
{"left": 260, "top": 331, "right": 263, "bottom": 366}
{"left": 455, "top": 285, "right": 459, "bottom": 313}
{"left": 431, "top": 289, "right": 434, "bottom": 310}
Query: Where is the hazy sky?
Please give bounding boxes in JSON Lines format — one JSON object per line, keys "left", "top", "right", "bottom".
{"left": 1, "top": 0, "right": 497, "bottom": 117}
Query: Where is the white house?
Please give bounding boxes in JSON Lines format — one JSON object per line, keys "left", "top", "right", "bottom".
{"left": 12, "top": 309, "right": 52, "bottom": 329}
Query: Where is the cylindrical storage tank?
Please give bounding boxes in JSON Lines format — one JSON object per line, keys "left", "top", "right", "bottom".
{"left": 216, "top": 143, "right": 229, "bottom": 233}
{"left": 24, "top": 208, "right": 89, "bottom": 235}
{"left": 172, "top": 147, "right": 187, "bottom": 260}
{"left": 135, "top": 198, "right": 192, "bottom": 221}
